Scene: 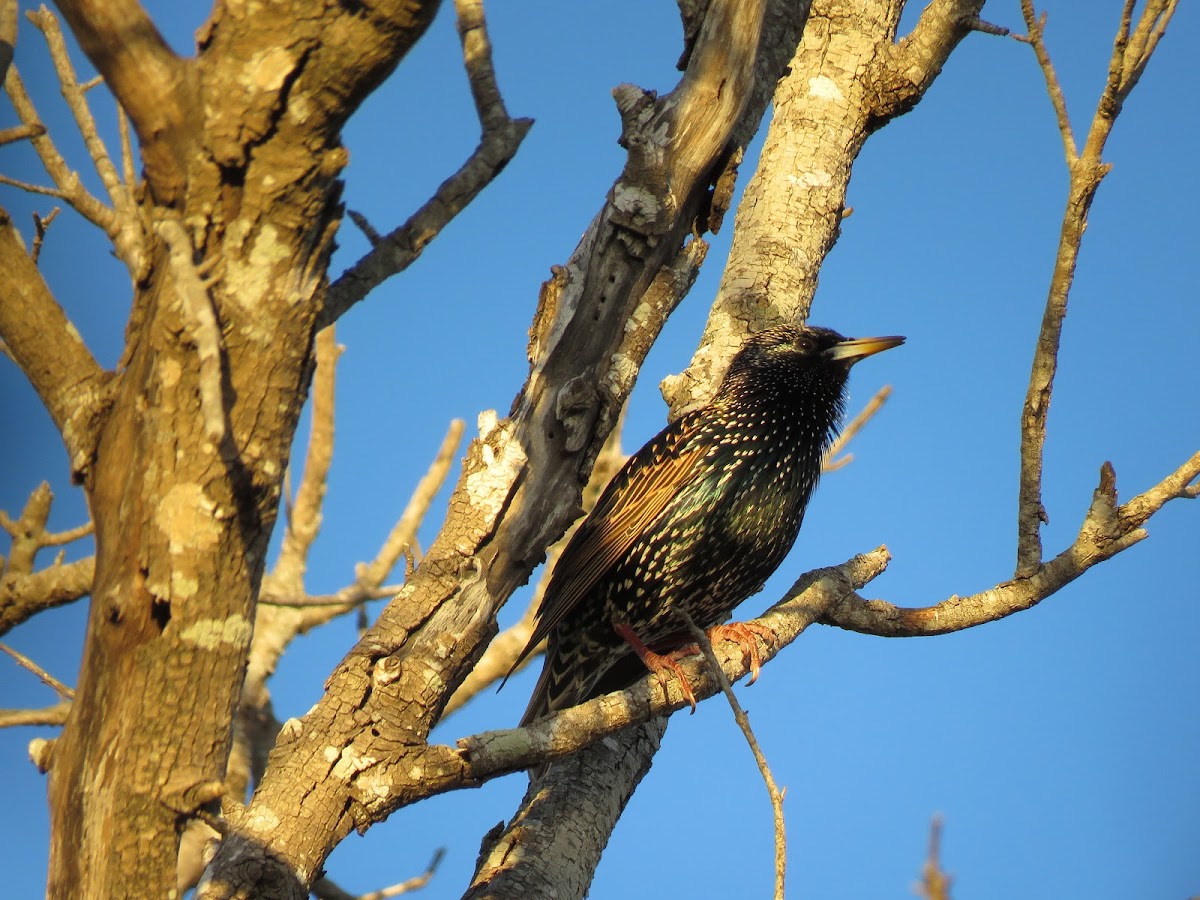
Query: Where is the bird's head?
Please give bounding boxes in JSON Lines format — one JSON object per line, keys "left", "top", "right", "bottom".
{"left": 719, "top": 324, "right": 905, "bottom": 404}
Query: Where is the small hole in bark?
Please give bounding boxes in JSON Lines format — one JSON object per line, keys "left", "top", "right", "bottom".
{"left": 151, "top": 598, "right": 171, "bottom": 631}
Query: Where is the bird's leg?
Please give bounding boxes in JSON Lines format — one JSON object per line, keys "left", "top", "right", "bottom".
{"left": 705, "top": 621, "right": 775, "bottom": 684}
{"left": 613, "top": 622, "right": 699, "bottom": 714}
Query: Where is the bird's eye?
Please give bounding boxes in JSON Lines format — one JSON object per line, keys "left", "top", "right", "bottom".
{"left": 794, "top": 337, "right": 814, "bottom": 353}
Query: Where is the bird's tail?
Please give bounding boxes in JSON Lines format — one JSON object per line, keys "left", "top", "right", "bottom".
{"left": 519, "top": 633, "right": 590, "bottom": 728}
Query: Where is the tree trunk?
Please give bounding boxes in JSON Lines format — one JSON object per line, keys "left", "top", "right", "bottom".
{"left": 42, "top": 1, "right": 441, "bottom": 894}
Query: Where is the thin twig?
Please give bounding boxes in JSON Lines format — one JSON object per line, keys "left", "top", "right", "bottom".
{"left": 347, "top": 209, "right": 382, "bottom": 247}
{"left": 824, "top": 384, "right": 891, "bottom": 472}
{"left": 0, "top": 123, "right": 47, "bottom": 145}
{"left": 272, "top": 327, "right": 343, "bottom": 593}
{"left": 3, "top": 66, "right": 120, "bottom": 247}
{"left": 0, "top": 700, "right": 71, "bottom": 728}
{"left": 1020, "top": 2, "right": 1077, "bottom": 161}
{"left": 40, "top": 516, "right": 92, "bottom": 547}
{"left": 321, "top": 0, "right": 532, "bottom": 327}
{"left": 25, "top": 6, "right": 144, "bottom": 273}
{"left": 313, "top": 848, "right": 445, "bottom": 900}
{"left": 0, "top": 642, "right": 74, "bottom": 698}
{"left": 677, "top": 609, "right": 786, "bottom": 900}
{"left": 0, "top": 172, "right": 70, "bottom": 199}
{"left": 31, "top": 206, "right": 62, "bottom": 263}
{"left": 916, "top": 815, "right": 952, "bottom": 900}
{"left": 355, "top": 419, "right": 465, "bottom": 590}
{"left": 967, "top": 17, "right": 1009, "bottom": 38}
{"left": 117, "top": 104, "right": 136, "bottom": 189}
{"left": 258, "top": 584, "right": 403, "bottom": 608}
{"left": 28, "top": 7, "right": 129, "bottom": 211}
{"left": 156, "top": 218, "right": 227, "bottom": 442}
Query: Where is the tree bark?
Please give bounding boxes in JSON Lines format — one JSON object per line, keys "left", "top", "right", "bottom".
{"left": 42, "top": 2, "right": 441, "bottom": 895}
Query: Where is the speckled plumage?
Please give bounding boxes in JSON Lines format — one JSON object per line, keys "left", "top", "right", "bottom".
{"left": 513, "top": 325, "right": 903, "bottom": 726}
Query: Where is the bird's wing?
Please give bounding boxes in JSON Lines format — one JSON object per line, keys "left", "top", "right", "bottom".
{"left": 508, "top": 413, "right": 711, "bottom": 674}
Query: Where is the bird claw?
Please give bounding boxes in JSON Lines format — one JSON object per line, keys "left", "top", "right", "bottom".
{"left": 615, "top": 622, "right": 699, "bottom": 713}
{"left": 707, "top": 621, "right": 774, "bottom": 684}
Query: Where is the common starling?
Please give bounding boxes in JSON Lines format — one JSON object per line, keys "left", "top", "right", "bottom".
{"left": 512, "top": 324, "right": 903, "bottom": 727}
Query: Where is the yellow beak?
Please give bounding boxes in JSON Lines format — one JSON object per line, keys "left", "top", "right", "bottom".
{"left": 825, "top": 335, "right": 906, "bottom": 364}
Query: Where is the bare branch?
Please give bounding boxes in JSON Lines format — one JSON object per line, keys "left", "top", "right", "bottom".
{"left": 0, "top": 556, "right": 94, "bottom": 636}
{"left": 27, "top": 6, "right": 140, "bottom": 249}
{"left": 0, "top": 642, "right": 74, "bottom": 699}
{"left": 116, "top": 104, "right": 135, "bottom": 191}
{"left": 829, "top": 454, "right": 1198, "bottom": 637}
{"left": 679, "top": 610, "right": 786, "bottom": 900}
{"left": 3, "top": 67, "right": 116, "bottom": 236}
{"left": 1015, "top": 1, "right": 1177, "bottom": 576}
{"left": 870, "top": 0, "right": 988, "bottom": 126}
{"left": 155, "top": 218, "right": 227, "bottom": 442}
{"left": 355, "top": 418, "right": 465, "bottom": 591}
{"left": 663, "top": 0, "right": 977, "bottom": 414}
{"left": 40, "top": 520, "right": 93, "bottom": 548}
{"left": 0, "top": 483, "right": 94, "bottom": 634}
{"left": 459, "top": 549, "right": 889, "bottom": 779}
{"left": 313, "top": 848, "right": 444, "bottom": 900}
{"left": 0, "top": 172, "right": 71, "bottom": 199}
{"left": 272, "top": 327, "right": 343, "bottom": 593}
{"left": 823, "top": 384, "right": 891, "bottom": 472}
{"left": 916, "top": 815, "right": 952, "bottom": 900}
{"left": 0, "top": 123, "right": 47, "bottom": 145}
{"left": 31, "top": 205, "right": 61, "bottom": 263}
{"left": 1114, "top": 0, "right": 1177, "bottom": 103}
{"left": 0, "top": 483, "right": 90, "bottom": 575}
{"left": 1019, "top": 3, "right": 1078, "bottom": 162}
{"left": 231, "top": 415, "right": 466, "bottom": 832}
{"left": 346, "top": 209, "right": 382, "bottom": 247}
{"left": 321, "top": 0, "right": 532, "bottom": 326}
{"left": 967, "top": 17, "right": 1009, "bottom": 38}
{"left": 1, "top": 213, "right": 114, "bottom": 481}
{"left": 0, "top": 701, "right": 71, "bottom": 728}
{"left": 54, "top": 0, "right": 192, "bottom": 203}
{"left": 257, "top": 584, "right": 403, "bottom": 609}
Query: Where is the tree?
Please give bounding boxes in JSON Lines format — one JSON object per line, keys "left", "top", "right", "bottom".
{"left": 2, "top": 1, "right": 1196, "bottom": 897}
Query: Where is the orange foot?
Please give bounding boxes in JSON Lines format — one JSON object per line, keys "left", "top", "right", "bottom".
{"left": 614, "top": 622, "right": 699, "bottom": 714}
{"left": 706, "top": 621, "right": 775, "bottom": 684}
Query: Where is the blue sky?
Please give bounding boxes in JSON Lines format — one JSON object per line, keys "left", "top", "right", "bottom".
{"left": 2, "top": 2, "right": 1198, "bottom": 897}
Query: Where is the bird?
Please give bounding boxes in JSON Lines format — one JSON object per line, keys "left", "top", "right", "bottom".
{"left": 510, "top": 324, "right": 904, "bottom": 727}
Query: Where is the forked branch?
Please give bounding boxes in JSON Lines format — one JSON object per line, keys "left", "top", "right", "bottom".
{"left": 26, "top": 5, "right": 145, "bottom": 274}
{"left": 827, "top": 452, "right": 1199, "bottom": 637}
{"left": 54, "top": 0, "right": 191, "bottom": 203}
{"left": 322, "top": 0, "right": 533, "bottom": 326}
{"left": 1014, "top": 0, "right": 1179, "bottom": 576}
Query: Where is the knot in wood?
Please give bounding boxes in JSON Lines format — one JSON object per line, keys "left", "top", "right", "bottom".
{"left": 555, "top": 374, "right": 599, "bottom": 454}
{"left": 373, "top": 655, "right": 403, "bottom": 687}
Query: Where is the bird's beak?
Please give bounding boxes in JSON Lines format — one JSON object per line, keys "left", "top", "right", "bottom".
{"left": 825, "top": 335, "right": 905, "bottom": 364}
